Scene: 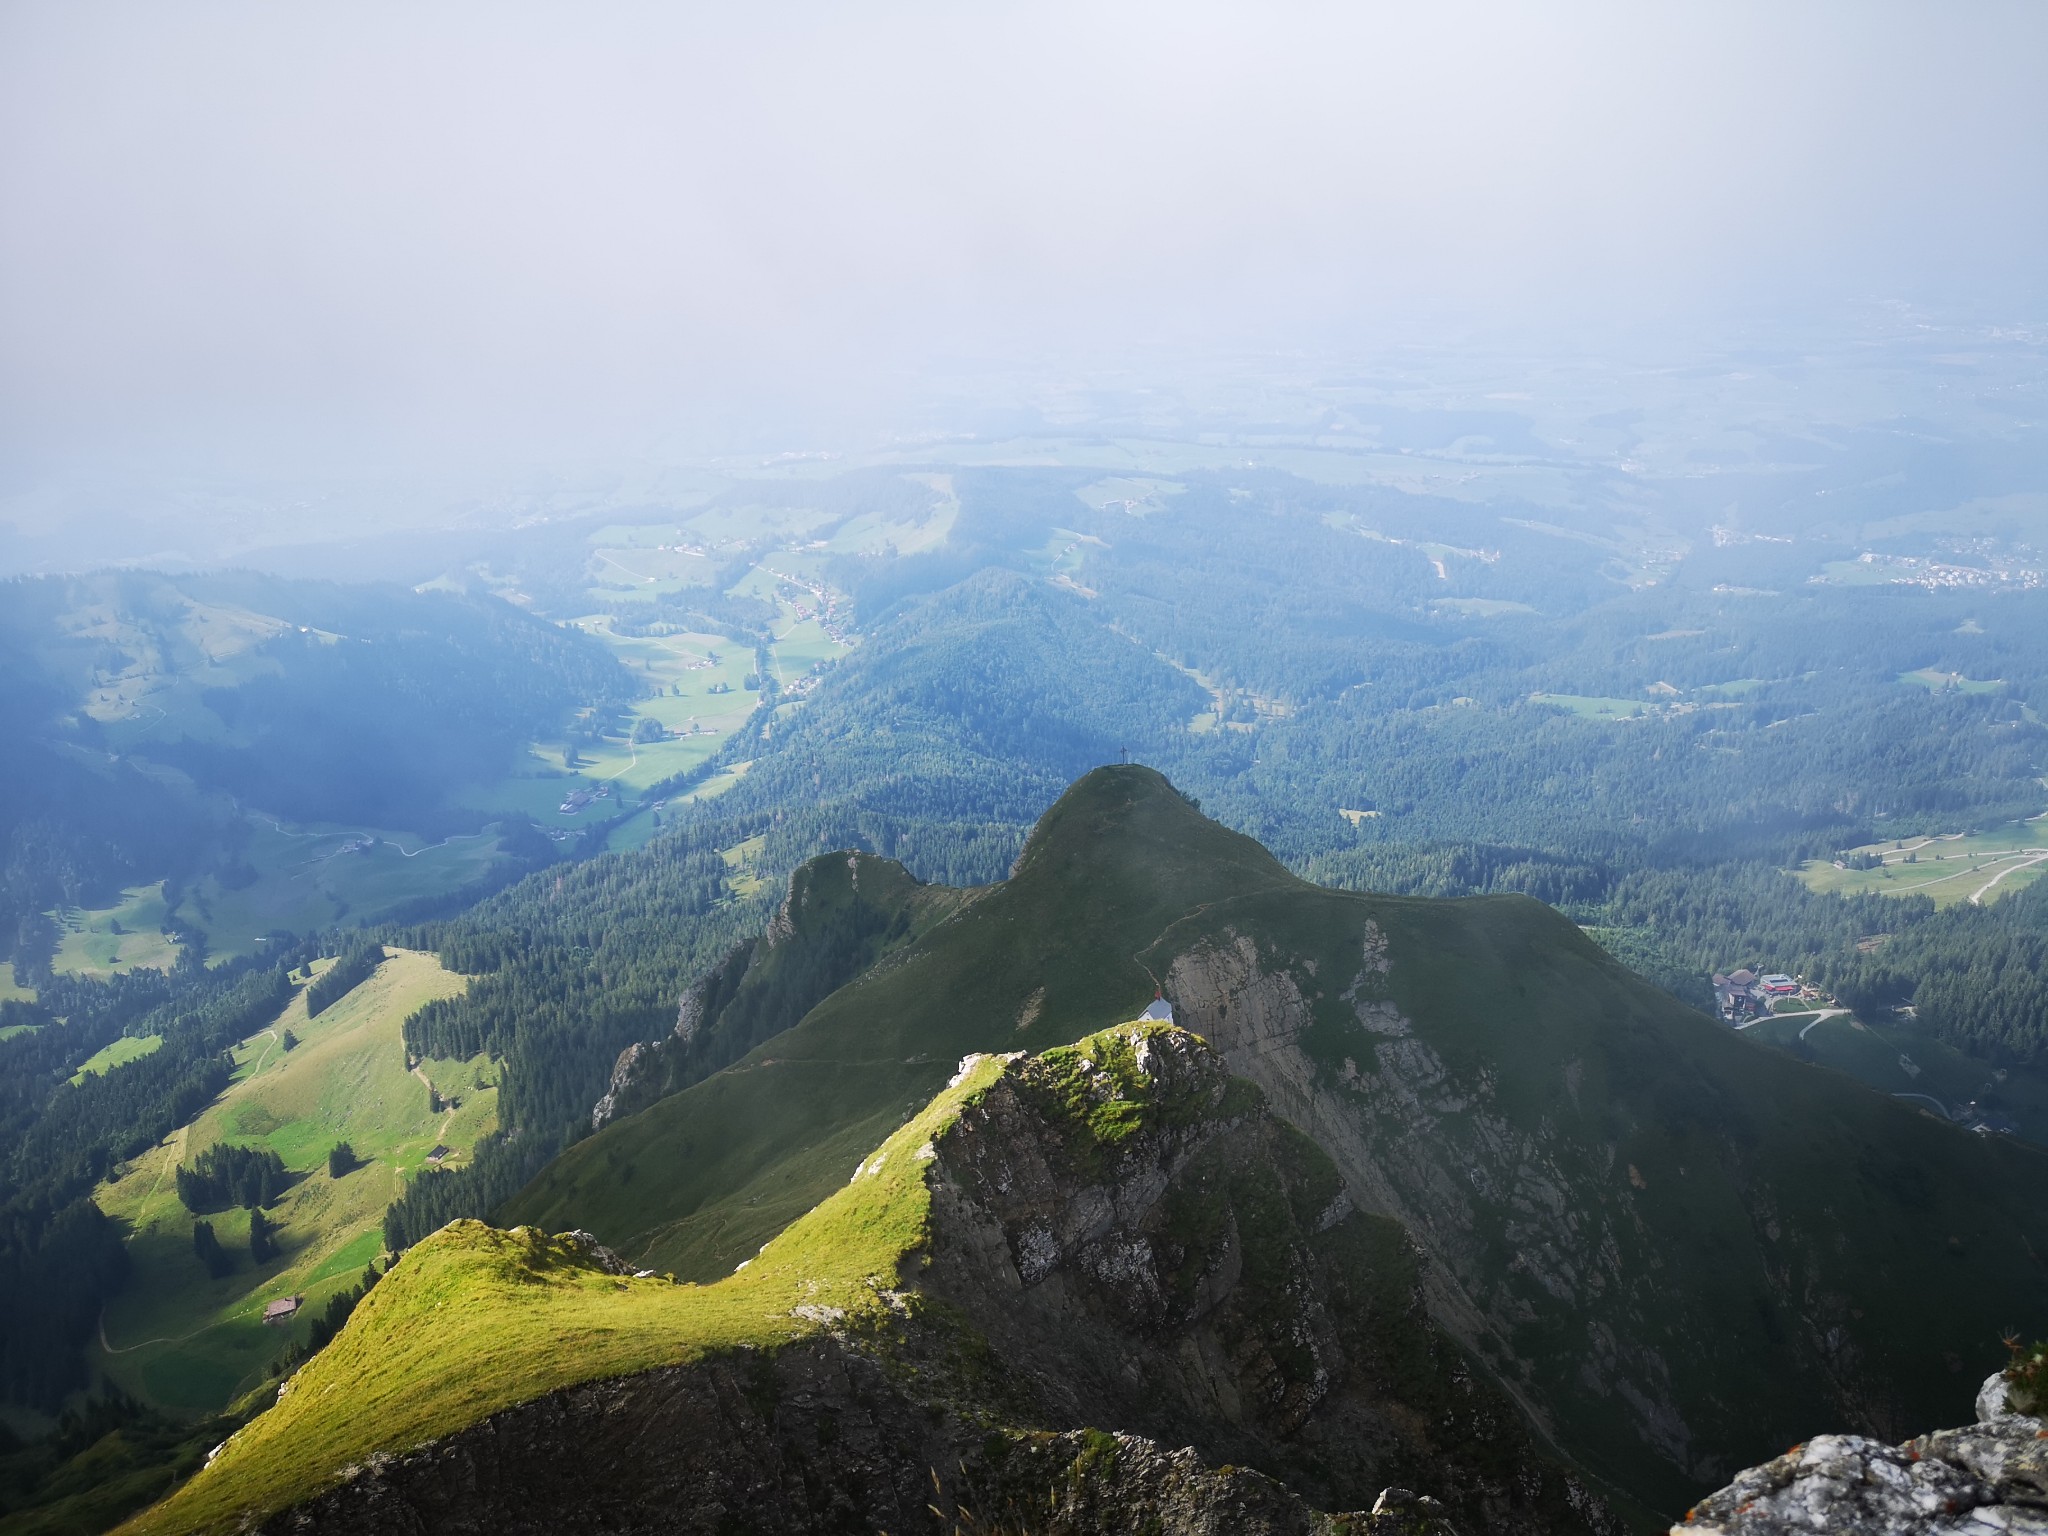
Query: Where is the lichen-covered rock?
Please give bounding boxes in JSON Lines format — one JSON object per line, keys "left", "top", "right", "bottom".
{"left": 1676, "top": 1373, "right": 2048, "bottom": 1534}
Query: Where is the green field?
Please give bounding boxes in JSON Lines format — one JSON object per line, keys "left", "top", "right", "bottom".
{"left": 72, "top": 1034, "right": 164, "bottom": 1084}
{"left": 1431, "top": 597, "right": 1540, "bottom": 618}
{"left": 678, "top": 759, "right": 751, "bottom": 805}
{"left": 124, "top": 1054, "right": 1008, "bottom": 1536}
{"left": 92, "top": 949, "right": 488, "bottom": 1415}
{"left": 176, "top": 822, "right": 509, "bottom": 961}
{"left": 51, "top": 884, "right": 181, "bottom": 978}
{"left": 820, "top": 475, "right": 958, "bottom": 555}
{"left": 587, "top": 543, "right": 718, "bottom": 601}
{"left": 472, "top": 571, "right": 848, "bottom": 826}
{"left": 1797, "top": 817, "right": 2048, "bottom": 906}
{"left": 1074, "top": 475, "right": 1185, "bottom": 518}
{"left": 1696, "top": 677, "right": 1769, "bottom": 696}
{"left": 1739, "top": 1010, "right": 2048, "bottom": 1147}
{"left": 719, "top": 833, "right": 770, "bottom": 898}
{"left": 1528, "top": 692, "right": 1646, "bottom": 719}
{"left": 1899, "top": 667, "right": 2004, "bottom": 695}
{"left": 0, "top": 963, "right": 35, "bottom": 1006}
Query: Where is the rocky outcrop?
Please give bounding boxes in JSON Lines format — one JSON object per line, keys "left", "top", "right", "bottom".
{"left": 591, "top": 850, "right": 941, "bottom": 1130}
{"left": 920, "top": 1025, "right": 1622, "bottom": 1536}
{"left": 1144, "top": 906, "right": 2047, "bottom": 1513}
{"left": 588, "top": 1042, "right": 650, "bottom": 1132}
{"left": 1676, "top": 1373, "right": 2048, "bottom": 1534}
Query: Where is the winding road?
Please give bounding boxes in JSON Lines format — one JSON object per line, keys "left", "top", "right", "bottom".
{"left": 1734, "top": 1007, "right": 1848, "bottom": 1037}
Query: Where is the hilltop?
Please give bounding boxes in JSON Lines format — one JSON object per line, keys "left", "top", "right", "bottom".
{"left": 509, "top": 766, "right": 2048, "bottom": 1517}
{"left": 124, "top": 1025, "right": 1607, "bottom": 1535}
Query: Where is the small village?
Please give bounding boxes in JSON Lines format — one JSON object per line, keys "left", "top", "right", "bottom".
{"left": 1710, "top": 967, "right": 1814, "bottom": 1024}
{"left": 1712, "top": 966, "right": 2021, "bottom": 1139}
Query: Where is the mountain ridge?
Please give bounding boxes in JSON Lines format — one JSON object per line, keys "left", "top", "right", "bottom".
{"left": 124, "top": 1023, "right": 1613, "bottom": 1535}
{"left": 506, "top": 766, "right": 2048, "bottom": 1516}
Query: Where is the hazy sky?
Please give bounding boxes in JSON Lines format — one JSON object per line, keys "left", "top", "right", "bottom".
{"left": 3, "top": 1, "right": 2045, "bottom": 483}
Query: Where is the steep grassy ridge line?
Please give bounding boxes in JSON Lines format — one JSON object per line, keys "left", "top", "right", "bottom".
{"left": 504, "top": 766, "right": 1300, "bottom": 1272}
{"left": 119, "top": 1054, "right": 1011, "bottom": 1536}
{"left": 93, "top": 950, "right": 485, "bottom": 1414}
{"left": 509, "top": 766, "right": 2048, "bottom": 1518}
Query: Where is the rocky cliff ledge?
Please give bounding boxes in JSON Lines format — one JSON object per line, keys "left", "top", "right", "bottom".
{"left": 1676, "top": 1373, "right": 2047, "bottom": 1534}
{"left": 255, "top": 1338, "right": 1468, "bottom": 1536}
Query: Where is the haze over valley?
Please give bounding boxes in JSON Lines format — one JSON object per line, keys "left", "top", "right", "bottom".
{"left": 1, "top": 5, "right": 2046, "bottom": 1534}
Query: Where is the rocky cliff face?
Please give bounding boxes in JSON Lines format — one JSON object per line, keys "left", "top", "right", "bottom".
{"left": 917, "top": 1026, "right": 1620, "bottom": 1536}
{"left": 1675, "top": 1373, "right": 2048, "bottom": 1534}
{"left": 230, "top": 1027, "right": 1609, "bottom": 1536}
{"left": 1145, "top": 906, "right": 2044, "bottom": 1513}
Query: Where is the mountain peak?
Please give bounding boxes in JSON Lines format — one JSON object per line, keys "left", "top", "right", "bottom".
{"left": 1011, "top": 762, "right": 1294, "bottom": 899}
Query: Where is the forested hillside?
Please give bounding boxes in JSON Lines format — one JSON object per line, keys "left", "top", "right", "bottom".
{"left": 0, "top": 571, "right": 634, "bottom": 978}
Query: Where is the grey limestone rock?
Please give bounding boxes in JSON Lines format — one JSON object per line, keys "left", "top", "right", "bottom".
{"left": 1676, "top": 1373, "right": 2048, "bottom": 1535}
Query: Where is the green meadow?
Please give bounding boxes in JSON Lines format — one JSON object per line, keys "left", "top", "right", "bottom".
{"left": 1797, "top": 817, "right": 2048, "bottom": 907}
{"left": 123, "top": 1054, "right": 1009, "bottom": 1536}
{"left": 1899, "top": 666, "right": 2004, "bottom": 694}
{"left": 1740, "top": 1010, "right": 2048, "bottom": 1146}
{"left": 92, "top": 949, "right": 489, "bottom": 1416}
{"left": 176, "top": 822, "right": 508, "bottom": 962}
{"left": 51, "top": 884, "right": 181, "bottom": 978}
{"left": 1074, "top": 475, "right": 1185, "bottom": 518}
{"left": 71, "top": 1034, "right": 164, "bottom": 1084}
{"left": 1528, "top": 692, "right": 1647, "bottom": 719}
{"left": 0, "top": 962, "right": 38, "bottom": 1008}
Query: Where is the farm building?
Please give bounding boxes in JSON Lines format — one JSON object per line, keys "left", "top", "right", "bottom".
{"left": 262, "top": 1296, "right": 303, "bottom": 1325}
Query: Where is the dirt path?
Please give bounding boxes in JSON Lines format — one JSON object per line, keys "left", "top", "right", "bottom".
{"left": 595, "top": 550, "right": 658, "bottom": 585}
{"left": 410, "top": 1063, "right": 458, "bottom": 1149}
{"left": 1735, "top": 1008, "right": 1848, "bottom": 1036}
{"left": 1969, "top": 849, "right": 2048, "bottom": 904}
{"left": 128, "top": 1119, "right": 192, "bottom": 1233}
{"left": 99, "top": 1308, "right": 219, "bottom": 1356}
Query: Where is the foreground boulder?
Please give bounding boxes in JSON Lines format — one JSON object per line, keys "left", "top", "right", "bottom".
{"left": 1676, "top": 1373, "right": 2048, "bottom": 1534}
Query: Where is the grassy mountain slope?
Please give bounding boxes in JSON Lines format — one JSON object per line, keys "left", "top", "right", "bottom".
{"left": 509, "top": 766, "right": 2048, "bottom": 1517}
{"left": 92, "top": 950, "right": 488, "bottom": 1414}
{"left": 124, "top": 1025, "right": 1617, "bottom": 1535}
{"left": 119, "top": 1053, "right": 1011, "bottom": 1536}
